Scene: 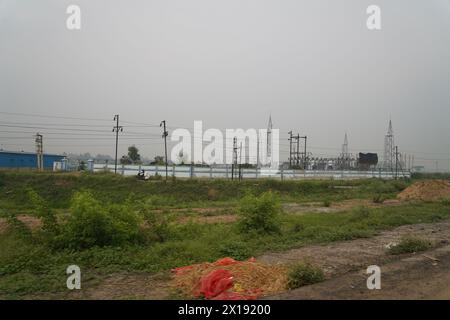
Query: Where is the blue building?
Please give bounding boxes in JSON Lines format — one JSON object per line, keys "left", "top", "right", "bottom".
{"left": 0, "top": 150, "right": 65, "bottom": 169}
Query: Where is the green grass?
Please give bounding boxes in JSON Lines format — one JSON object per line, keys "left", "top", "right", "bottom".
{"left": 1, "top": 200, "right": 449, "bottom": 298}
{"left": 387, "top": 237, "right": 433, "bottom": 255}
{"left": 0, "top": 171, "right": 447, "bottom": 299}
{"left": 287, "top": 263, "right": 325, "bottom": 289}
{"left": 0, "top": 171, "right": 410, "bottom": 211}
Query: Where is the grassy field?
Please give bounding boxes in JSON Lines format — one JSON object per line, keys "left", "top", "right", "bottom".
{"left": 0, "top": 171, "right": 449, "bottom": 299}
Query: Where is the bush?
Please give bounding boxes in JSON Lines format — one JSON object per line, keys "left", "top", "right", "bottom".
{"left": 349, "top": 206, "right": 370, "bottom": 221}
{"left": 372, "top": 194, "right": 386, "bottom": 204}
{"left": 441, "top": 198, "right": 450, "bottom": 206}
{"left": 140, "top": 202, "right": 172, "bottom": 243}
{"left": 322, "top": 199, "right": 331, "bottom": 207}
{"left": 57, "top": 191, "right": 143, "bottom": 249}
{"left": 237, "top": 192, "right": 280, "bottom": 234}
{"left": 217, "top": 241, "right": 252, "bottom": 261}
{"left": 387, "top": 237, "right": 432, "bottom": 255}
{"left": 287, "top": 263, "right": 325, "bottom": 289}
{"left": 28, "top": 190, "right": 58, "bottom": 235}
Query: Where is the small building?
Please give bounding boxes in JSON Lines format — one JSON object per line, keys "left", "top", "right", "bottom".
{"left": 0, "top": 150, "right": 65, "bottom": 169}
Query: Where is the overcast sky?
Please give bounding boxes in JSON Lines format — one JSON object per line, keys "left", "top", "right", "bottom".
{"left": 1, "top": 0, "right": 449, "bottom": 170}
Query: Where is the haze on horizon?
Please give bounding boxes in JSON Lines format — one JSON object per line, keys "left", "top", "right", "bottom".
{"left": 1, "top": 0, "right": 450, "bottom": 171}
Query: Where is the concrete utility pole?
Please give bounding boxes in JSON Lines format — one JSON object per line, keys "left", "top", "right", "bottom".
{"left": 395, "top": 146, "right": 399, "bottom": 179}
{"left": 288, "top": 131, "right": 293, "bottom": 168}
{"left": 160, "top": 120, "right": 169, "bottom": 181}
{"left": 35, "top": 133, "right": 43, "bottom": 171}
{"left": 239, "top": 142, "right": 243, "bottom": 181}
{"left": 231, "top": 137, "right": 237, "bottom": 180}
{"left": 299, "top": 135, "right": 307, "bottom": 170}
{"left": 112, "top": 115, "right": 123, "bottom": 174}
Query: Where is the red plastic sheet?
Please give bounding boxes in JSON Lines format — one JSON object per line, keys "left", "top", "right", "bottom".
{"left": 200, "top": 269, "right": 234, "bottom": 299}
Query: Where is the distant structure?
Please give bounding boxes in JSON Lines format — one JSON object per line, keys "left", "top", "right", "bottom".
{"left": 267, "top": 115, "right": 272, "bottom": 160}
{"left": 339, "top": 133, "right": 351, "bottom": 169}
{"left": 35, "top": 133, "right": 44, "bottom": 171}
{"left": 358, "top": 152, "right": 378, "bottom": 170}
{"left": 0, "top": 150, "right": 64, "bottom": 169}
{"left": 383, "top": 119, "right": 395, "bottom": 171}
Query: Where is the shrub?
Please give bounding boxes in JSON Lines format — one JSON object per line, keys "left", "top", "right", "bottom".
{"left": 140, "top": 205, "right": 172, "bottom": 243}
{"left": 322, "top": 199, "right": 331, "bottom": 207}
{"left": 350, "top": 206, "right": 370, "bottom": 221}
{"left": 372, "top": 194, "right": 386, "bottom": 204}
{"left": 207, "top": 188, "right": 219, "bottom": 201}
{"left": 387, "top": 237, "right": 432, "bottom": 255}
{"left": 217, "top": 241, "right": 252, "bottom": 261}
{"left": 287, "top": 263, "right": 325, "bottom": 289}
{"left": 441, "top": 198, "right": 450, "bottom": 206}
{"left": 58, "top": 191, "right": 143, "bottom": 249}
{"left": 28, "top": 190, "right": 59, "bottom": 235}
{"left": 237, "top": 192, "right": 280, "bottom": 234}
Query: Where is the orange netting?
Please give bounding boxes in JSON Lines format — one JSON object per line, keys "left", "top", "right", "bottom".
{"left": 171, "top": 257, "right": 287, "bottom": 300}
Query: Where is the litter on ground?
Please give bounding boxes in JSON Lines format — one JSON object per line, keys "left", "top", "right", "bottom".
{"left": 171, "top": 257, "right": 287, "bottom": 300}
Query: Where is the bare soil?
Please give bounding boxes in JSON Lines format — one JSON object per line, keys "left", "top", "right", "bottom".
{"left": 266, "top": 244, "right": 450, "bottom": 300}
{"left": 0, "top": 214, "right": 42, "bottom": 233}
{"left": 282, "top": 198, "right": 402, "bottom": 215}
{"left": 398, "top": 180, "right": 450, "bottom": 202}
{"left": 52, "top": 220, "right": 450, "bottom": 300}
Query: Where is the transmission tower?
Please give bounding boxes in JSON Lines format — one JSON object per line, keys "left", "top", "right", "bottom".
{"left": 340, "top": 133, "right": 350, "bottom": 169}
{"left": 383, "top": 119, "right": 395, "bottom": 171}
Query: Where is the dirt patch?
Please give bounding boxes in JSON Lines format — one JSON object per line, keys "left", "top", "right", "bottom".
{"left": 0, "top": 214, "right": 42, "bottom": 233}
{"left": 282, "top": 198, "right": 402, "bottom": 215}
{"left": 258, "top": 220, "right": 450, "bottom": 279}
{"left": 151, "top": 207, "right": 230, "bottom": 216}
{"left": 398, "top": 180, "right": 450, "bottom": 202}
{"left": 266, "top": 244, "right": 450, "bottom": 300}
{"left": 69, "top": 273, "right": 170, "bottom": 300}
{"left": 177, "top": 214, "right": 237, "bottom": 225}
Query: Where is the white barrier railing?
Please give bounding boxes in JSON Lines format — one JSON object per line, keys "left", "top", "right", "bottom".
{"left": 93, "top": 164, "right": 410, "bottom": 180}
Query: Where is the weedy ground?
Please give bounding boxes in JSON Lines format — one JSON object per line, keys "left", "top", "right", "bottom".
{"left": 0, "top": 171, "right": 449, "bottom": 299}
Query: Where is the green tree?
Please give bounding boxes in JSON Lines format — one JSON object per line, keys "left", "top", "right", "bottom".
{"left": 151, "top": 156, "right": 165, "bottom": 165}
{"left": 120, "top": 155, "right": 132, "bottom": 165}
{"left": 128, "top": 145, "right": 141, "bottom": 164}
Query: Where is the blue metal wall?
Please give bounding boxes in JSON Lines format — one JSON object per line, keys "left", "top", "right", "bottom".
{"left": 0, "top": 151, "right": 64, "bottom": 169}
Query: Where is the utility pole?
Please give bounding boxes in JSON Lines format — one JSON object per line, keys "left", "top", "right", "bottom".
{"left": 288, "top": 131, "right": 293, "bottom": 168}
{"left": 112, "top": 115, "right": 123, "bottom": 174}
{"left": 239, "top": 142, "right": 243, "bottom": 181}
{"left": 295, "top": 134, "right": 300, "bottom": 167}
{"left": 231, "top": 137, "right": 237, "bottom": 180}
{"left": 35, "top": 133, "right": 43, "bottom": 172}
{"left": 300, "top": 135, "right": 307, "bottom": 170}
{"left": 395, "top": 146, "right": 399, "bottom": 179}
{"left": 160, "top": 120, "right": 169, "bottom": 180}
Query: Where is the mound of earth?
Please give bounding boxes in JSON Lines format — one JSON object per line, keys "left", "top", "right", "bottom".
{"left": 397, "top": 180, "right": 450, "bottom": 202}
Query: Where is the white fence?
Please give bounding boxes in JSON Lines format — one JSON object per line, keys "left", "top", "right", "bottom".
{"left": 93, "top": 164, "right": 410, "bottom": 180}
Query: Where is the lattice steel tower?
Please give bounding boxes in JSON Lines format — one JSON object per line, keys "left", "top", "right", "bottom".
{"left": 341, "top": 133, "right": 350, "bottom": 169}
{"left": 384, "top": 119, "right": 395, "bottom": 171}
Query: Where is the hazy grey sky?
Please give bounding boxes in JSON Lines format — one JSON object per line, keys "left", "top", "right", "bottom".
{"left": 1, "top": 0, "right": 450, "bottom": 170}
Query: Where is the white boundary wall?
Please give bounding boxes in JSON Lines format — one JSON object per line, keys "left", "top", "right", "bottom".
{"left": 93, "top": 164, "right": 410, "bottom": 180}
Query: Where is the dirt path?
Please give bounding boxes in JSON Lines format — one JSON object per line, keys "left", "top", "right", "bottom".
{"left": 266, "top": 244, "right": 450, "bottom": 300}
{"left": 68, "top": 220, "right": 450, "bottom": 300}
{"left": 258, "top": 220, "right": 450, "bottom": 279}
